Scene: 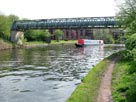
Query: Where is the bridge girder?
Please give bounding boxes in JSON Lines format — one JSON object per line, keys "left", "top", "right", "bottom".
{"left": 11, "top": 16, "right": 122, "bottom": 31}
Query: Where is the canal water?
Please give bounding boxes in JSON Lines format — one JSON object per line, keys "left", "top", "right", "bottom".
{"left": 0, "top": 44, "right": 124, "bottom": 102}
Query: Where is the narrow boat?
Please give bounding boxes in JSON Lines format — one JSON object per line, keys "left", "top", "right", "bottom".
{"left": 75, "top": 39, "right": 84, "bottom": 47}
{"left": 75, "top": 43, "right": 84, "bottom": 47}
{"left": 75, "top": 39, "right": 104, "bottom": 47}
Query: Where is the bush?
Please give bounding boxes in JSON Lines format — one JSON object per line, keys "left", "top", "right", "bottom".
{"left": 125, "top": 33, "right": 136, "bottom": 50}
{"left": 119, "top": 50, "right": 134, "bottom": 61}
{"left": 113, "top": 33, "right": 136, "bottom": 102}
{"left": 24, "top": 30, "right": 51, "bottom": 42}
{"left": 126, "top": 33, "right": 136, "bottom": 63}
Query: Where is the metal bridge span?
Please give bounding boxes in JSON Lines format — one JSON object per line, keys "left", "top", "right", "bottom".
{"left": 11, "top": 16, "right": 121, "bottom": 31}
{"left": 10, "top": 16, "right": 122, "bottom": 44}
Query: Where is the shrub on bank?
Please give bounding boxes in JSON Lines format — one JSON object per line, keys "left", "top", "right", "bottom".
{"left": 125, "top": 33, "right": 136, "bottom": 50}
{"left": 119, "top": 33, "right": 136, "bottom": 62}
{"left": 112, "top": 33, "right": 136, "bottom": 102}
{"left": 112, "top": 57, "right": 136, "bottom": 102}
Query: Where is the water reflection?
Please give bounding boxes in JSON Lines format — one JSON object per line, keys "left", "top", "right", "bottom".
{"left": 0, "top": 44, "right": 124, "bottom": 102}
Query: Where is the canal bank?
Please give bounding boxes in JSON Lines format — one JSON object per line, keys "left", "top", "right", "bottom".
{"left": 67, "top": 53, "right": 118, "bottom": 102}
{"left": 0, "top": 39, "right": 12, "bottom": 50}
{"left": 23, "top": 40, "right": 77, "bottom": 48}
{"left": 0, "top": 40, "right": 77, "bottom": 50}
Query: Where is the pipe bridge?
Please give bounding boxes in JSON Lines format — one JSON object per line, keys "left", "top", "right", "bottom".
{"left": 10, "top": 16, "right": 122, "bottom": 44}
{"left": 11, "top": 16, "right": 122, "bottom": 31}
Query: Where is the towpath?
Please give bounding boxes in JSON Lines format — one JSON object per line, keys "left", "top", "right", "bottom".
{"left": 97, "top": 58, "right": 117, "bottom": 102}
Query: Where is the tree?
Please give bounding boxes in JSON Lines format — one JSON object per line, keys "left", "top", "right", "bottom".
{"left": 8, "top": 14, "right": 19, "bottom": 22}
{"left": 41, "top": 30, "right": 51, "bottom": 43}
{"left": 126, "top": 33, "right": 136, "bottom": 50}
{"left": 54, "top": 29, "right": 64, "bottom": 42}
{"left": 93, "top": 29, "right": 115, "bottom": 44}
{"left": 0, "top": 14, "right": 10, "bottom": 40}
{"left": 117, "top": 0, "right": 136, "bottom": 34}
{"left": 0, "top": 13, "right": 19, "bottom": 40}
{"left": 42, "top": 30, "right": 50, "bottom": 37}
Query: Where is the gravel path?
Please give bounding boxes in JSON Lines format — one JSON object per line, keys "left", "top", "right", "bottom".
{"left": 97, "top": 58, "right": 117, "bottom": 102}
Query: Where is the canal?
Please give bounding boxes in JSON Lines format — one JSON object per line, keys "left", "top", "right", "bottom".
{"left": 0, "top": 44, "right": 124, "bottom": 102}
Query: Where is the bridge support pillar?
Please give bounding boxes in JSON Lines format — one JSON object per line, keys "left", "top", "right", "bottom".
{"left": 68, "top": 29, "right": 71, "bottom": 40}
{"left": 71, "top": 30, "right": 76, "bottom": 39}
{"left": 10, "top": 31, "right": 24, "bottom": 45}
{"left": 63, "top": 29, "right": 66, "bottom": 40}
{"left": 77, "top": 30, "right": 81, "bottom": 39}
{"left": 82, "top": 29, "right": 86, "bottom": 38}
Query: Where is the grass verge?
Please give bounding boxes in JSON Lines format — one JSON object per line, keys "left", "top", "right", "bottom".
{"left": 67, "top": 55, "right": 115, "bottom": 102}
{"left": 24, "top": 41, "right": 45, "bottom": 45}
{"left": 51, "top": 40, "right": 77, "bottom": 44}
{"left": 112, "top": 61, "right": 128, "bottom": 102}
{"left": 24, "top": 40, "right": 77, "bottom": 45}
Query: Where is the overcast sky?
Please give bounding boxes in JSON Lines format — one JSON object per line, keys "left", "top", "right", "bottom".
{"left": 0, "top": 0, "right": 117, "bottom": 19}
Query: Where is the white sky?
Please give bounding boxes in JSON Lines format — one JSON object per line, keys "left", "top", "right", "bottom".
{"left": 0, "top": 0, "right": 117, "bottom": 19}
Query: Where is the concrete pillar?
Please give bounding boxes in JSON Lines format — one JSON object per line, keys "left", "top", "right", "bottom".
{"left": 10, "top": 31, "right": 24, "bottom": 45}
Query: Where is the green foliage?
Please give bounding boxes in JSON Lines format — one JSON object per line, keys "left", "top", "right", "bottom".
{"left": 125, "top": 33, "right": 136, "bottom": 50}
{"left": 8, "top": 14, "right": 19, "bottom": 23}
{"left": 126, "top": 73, "right": 136, "bottom": 102}
{"left": 104, "top": 34, "right": 115, "bottom": 44}
{"left": 44, "top": 30, "right": 51, "bottom": 37}
{"left": 0, "top": 14, "right": 10, "bottom": 39}
{"left": 118, "top": 33, "right": 136, "bottom": 63}
{"left": 0, "top": 13, "right": 19, "bottom": 40}
{"left": 93, "top": 29, "right": 115, "bottom": 44}
{"left": 119, "top": 50, "right": 133, "bottom": 61}
{"left": 112, "top": 51, "right": 136, "bottom": 102}
{"left": 117, "top": 0, "right": 136, "bottom": 34}
{"left": 54, "top": 29, "right": 64, "bottom": 42}
{"left": 112, "top": 32, "right": 136, "bottom": 101}
{"left": 119, "top": 33, "right": 136, "bottom": 65}
{"left": 112, "top": 61, "right": 129, "bottom": 102}
{"left": 115, "top": 34, "right": 126, "bottom": 44}
{"left": 24, "top": 29, "right": 51, "bottom": 42}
